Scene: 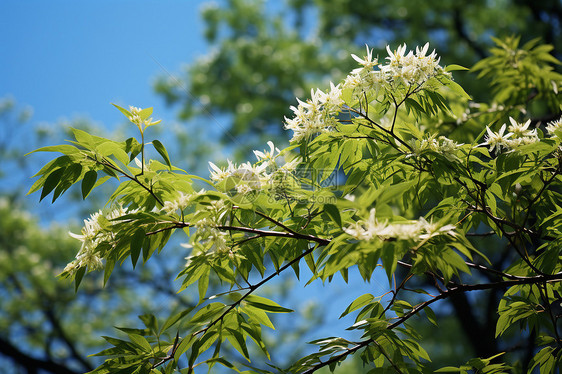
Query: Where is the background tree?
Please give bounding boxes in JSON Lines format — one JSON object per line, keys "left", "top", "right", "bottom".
{"left": 155, "top": 0, "right": 562, "bottom": 149}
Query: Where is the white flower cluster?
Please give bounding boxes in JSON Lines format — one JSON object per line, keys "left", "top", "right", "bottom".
{"left": 193, "top": 217, "right": 229, "bottom": 254}
{"left": 344, "top": 43, "right": 445, "bottom": 97}
{"left": 546, "top": 118, "right": 562, "bottom": 137}
{"left": 483, "top": 117, "right": 539, "bottom": 152}
{"left": 188, "top": 200, "right": 231, "bottom": 255}
{"left": 208, "top": 141, "right": 300, "bottom": 195}
{"left": 128, "top": 106, "right": 161, "bottom": 131}
{"left": 343, "top": 209, "right": 456, "bottom": 242}
{"left": 408, "top": 135, "right": 463, "bottom": 161}
{"left": 284, "top": 83, "right": 344, "bottom": 143}
{"left": 64, "top": 206, "right": 136, "bottom": 275}
{"left": 284, "top": 43, "right": 446, "bottom": 143}
{"left": 162, "top": 189, "right": 206, "bottom": 214}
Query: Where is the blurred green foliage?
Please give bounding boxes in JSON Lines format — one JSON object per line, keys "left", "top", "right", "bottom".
{"left": 155, "top": 0, "right": 562, "bottom": 150}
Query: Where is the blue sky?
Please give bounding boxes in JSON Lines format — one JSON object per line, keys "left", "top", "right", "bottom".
{"left": 2, "top": 0, "right": 209, "bottom": 134}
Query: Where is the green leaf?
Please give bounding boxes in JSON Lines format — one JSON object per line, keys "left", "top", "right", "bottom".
{"left": 225, "top": 328, "right": 250, "bottom": 361}
{"left": 190, "top": 303, "right": 226, "bottom": 324}
{"left": 424, "top": 306, "right": 438, "bottom": 326}
{"left": 139, "top": 107, "right": 153, "bottom": 121}
{"left": 112, "top": 103, "right": 132, "bottom": 119}
{"left": 71, "top": 128, "right": 96, "bottom": 147}
{"left": 25, "top": 144, "right": 80, "bottom": 156}
{"left": 138, "top": 314, "right": 158, "bottom": 335}
{"left": 245, "top": 295, "right": 293, "bottom": 314}
{"left": 189, "top": 329, "right": 219, "bottom": 367}
{"left": 174, "top": 335, "right": 195, "bottom": 362}
{"left": 160, "top": 308, "right": 194, "bottom": 334}
{"left": 445, "top": 64, "right": 470, "bottom": 72}
{"left": 74, "top": 266, "right": 86, "bottom": 292}
{"left": 324, "top": 204, "right": 342, "bottom": 227}
{"left": 198, "top": 266, "right": 210, "bottom": 303}
{"left": 40, "top": 167, "right": 66, "bottom": 201}
{"left": 340, "top": 294, "right": 374, "bottom": 318}
{"left": 81, "top": 170, "right": 98, "bottom": 199}
{"left": 241, "top": 305, "right": 275, "bottom": 330}
{"left": 435, "top": 366, "right": 463, "bottom": 372}
{"left": 96, "top": 141, "right": 130, "bottom": 165}
{"left": 444, "top": 79, "right": 472, "bottom": 100}
{"left": 152, "top": 139, "right": 172, "bottom": 170}
{"left": 130, "top": 228, "right": 145, "bottom": 268}
{"left": 128, "top": 334, "right": 152, "bottom": 352}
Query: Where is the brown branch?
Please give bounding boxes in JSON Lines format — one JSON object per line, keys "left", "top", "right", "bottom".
{"left": 0, "top": 336, "right": 79, "bottom": 374}
{"left": 87, "top": 154, "right": 164, "bottom": 207}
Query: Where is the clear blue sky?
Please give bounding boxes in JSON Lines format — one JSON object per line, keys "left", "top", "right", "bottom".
{"left": 1, "top": 0, "right": 208, "bottom": 133}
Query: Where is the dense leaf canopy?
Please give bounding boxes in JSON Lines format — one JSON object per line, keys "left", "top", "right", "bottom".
{"left": 30, "top": 37, "right": 562, "bottom": 373}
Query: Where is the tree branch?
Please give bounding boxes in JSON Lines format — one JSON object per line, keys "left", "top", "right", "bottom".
{"left": 0, "top": 336, "right": 79, "bottom": 374}
{"left": 304, "top": 272, "right": 562, "bottom": 373}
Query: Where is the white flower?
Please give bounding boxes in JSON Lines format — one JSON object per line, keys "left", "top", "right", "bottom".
{"left": 343, "top": 209, "right": 392, "bottom": 241}
{"left": 435, "top": 136, "right": 463, "bottom": 161}
{"left": 386, "top": 44, "right": 409, "bottom": 66}
{"left": 546, "top": 118, "right": 562, "bottom": 137}
{"left": 497, "top": 117, "right": 540, "bottom": 150}
{"left": 128, "top": 106, "right": 142, "bottom": 124}
{"left": 66, "top": 206, "right": 136, "bottom": 274}
{"left": 209, "top": 160, "right": 235, "bottom": 182}
{"left": 351, "top": 45, "right": 378, "bottom": 69}
{"left": 484, "top": 124, "right": 513, "bottom": 152}
{"left": 192, "top": 217, "right": 229, "bottom": 254}
{"left": 284, "top": 83, "right": 344, "bottom": 143}
{"left": 163, "top": 191, "right": 196, "bottom": 214}
{"left": 507, "top": 117, "right": 533, "bottom": 138}
{"left": 344, "top": 210, "right": 456, "bottom": 243}
{"left": 418, "top": 217, "right": 456, "bottom": 240}
{"left": 254, "top": 141, "right": 280, "bottom": 162}
{"left": 317, "top": 82, "right": 344, "bottom": 109}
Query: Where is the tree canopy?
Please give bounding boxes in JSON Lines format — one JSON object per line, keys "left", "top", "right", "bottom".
{"left": 29, "top": 36, "right": 562, "bottom": 373}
